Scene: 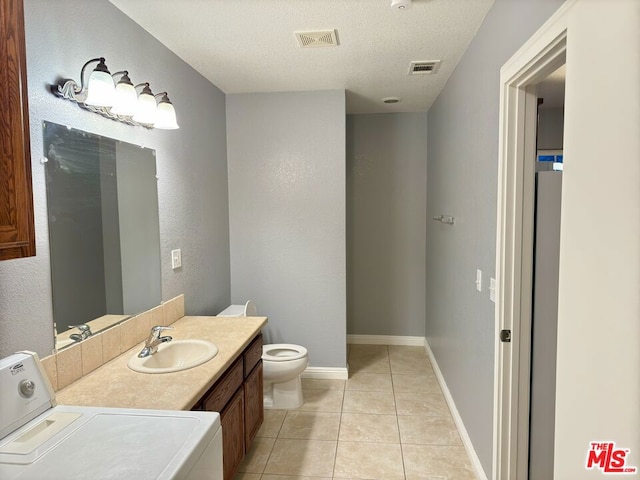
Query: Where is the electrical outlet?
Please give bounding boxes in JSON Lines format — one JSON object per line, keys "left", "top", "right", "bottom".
{"left": 476, "top": 269, "right": 482, "bottom": 292}
{"left": 171, "top": 249, "right": 182, "bottom": 269}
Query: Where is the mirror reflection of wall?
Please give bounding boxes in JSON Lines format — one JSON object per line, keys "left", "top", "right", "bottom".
{"left": 43, "top": 122, "right": 162, "bottom": 349}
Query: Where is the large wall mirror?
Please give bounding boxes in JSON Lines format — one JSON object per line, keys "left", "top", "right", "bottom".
{"left": 43, "top": 122, "right": 162, "bottom": 350}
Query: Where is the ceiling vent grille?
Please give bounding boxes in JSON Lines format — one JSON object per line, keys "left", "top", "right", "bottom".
{"left": 295, "top": 30, "right": 339, "bottom": 48}
{"left": 408, "top": 60, "right": 441, "bottom": 75}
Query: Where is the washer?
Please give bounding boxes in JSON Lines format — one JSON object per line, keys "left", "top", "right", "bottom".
{"left": 0, "top": 352, "right": 223, "bottom": 480}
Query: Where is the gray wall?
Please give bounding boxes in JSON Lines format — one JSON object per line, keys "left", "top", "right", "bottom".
{"left": 538, "top": 107, "right": 564, "bottom": 150}
{"left": 115, "top": 141, "right": 162, "bottom": 315}
{"left": 100, "top": 142, "right": 124, "bottom": 315}
{"left": 226, "top": 91, "right": 346, "bottom": 369}
{"left": 425, "top": 0, "right": 564, "bottom": 475}
{"left": 529, "top": 171, "right": 562, "bottom": 480}
{"left": 0, "top": 0, "right": 230, "bottom": 358}
{"left": 346, "top": 113, "right": 427, "bottom": 337}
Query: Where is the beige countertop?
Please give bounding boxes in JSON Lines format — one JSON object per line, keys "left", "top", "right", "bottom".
{"left": 55, "top": 316, "right": 267, "bottom": 411}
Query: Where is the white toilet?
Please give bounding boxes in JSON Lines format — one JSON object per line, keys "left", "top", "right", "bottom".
{"left": 217, "top": 301, "right": 309, "bottom": 409}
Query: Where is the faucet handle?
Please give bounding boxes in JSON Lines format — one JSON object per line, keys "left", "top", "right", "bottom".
{"left": 148, "top": 325, "right": 173, "bottom": 341}
{"left": 150, "top": 325, "right": 174, "bottom": 333}
{"left": 138, "top": 326, "right": 174, "bottom": 358}
{"left": 70, "top": 324, "right": 91, "bottom": 333}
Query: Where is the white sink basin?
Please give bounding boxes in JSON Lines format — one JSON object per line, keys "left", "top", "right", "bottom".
{"left": 128, "top": 339, "right": 218, "bottom": 374}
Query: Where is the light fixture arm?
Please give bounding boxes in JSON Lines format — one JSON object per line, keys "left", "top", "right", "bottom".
{"left": 52, "top": 57, "right": 107, "bottom": 103}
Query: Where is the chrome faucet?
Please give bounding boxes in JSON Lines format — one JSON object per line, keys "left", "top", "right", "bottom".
{"left": 138, "top": 325, "right": 173, "bottom": 358}
{"left": 69, "top": 324, "right": 92, "bottom": 342}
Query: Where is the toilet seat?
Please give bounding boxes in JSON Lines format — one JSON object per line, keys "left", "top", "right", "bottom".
{"left": 263, "top": 344, "right": 308, "bottom": 362}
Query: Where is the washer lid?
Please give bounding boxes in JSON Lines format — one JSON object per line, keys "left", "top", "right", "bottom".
{"left": 0, "top": 408, "right": 220, "bottom": 480}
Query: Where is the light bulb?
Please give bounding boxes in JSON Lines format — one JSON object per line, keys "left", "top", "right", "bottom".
{"left": 84, "top": 59, "right": 115, "bottom": 107}
{"left": 132, "top": 84, "right": 157, "bottom": 125}
{"left": 110, "top": 72, "right": 138, "bottom": 116}
{"left": 154, "top": 93, "right": 179, "bottom": 129}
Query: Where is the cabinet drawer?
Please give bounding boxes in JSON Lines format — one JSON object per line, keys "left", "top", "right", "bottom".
{"left": 204, "top": 357, "right": 243, "bottom": 412}
{"left": 244, "top": 335, "right": 263, "bottom": 377}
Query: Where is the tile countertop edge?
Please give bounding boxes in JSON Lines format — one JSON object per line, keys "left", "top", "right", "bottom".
{"left": 55, "top": 316, "right": 268, "bottom": 411}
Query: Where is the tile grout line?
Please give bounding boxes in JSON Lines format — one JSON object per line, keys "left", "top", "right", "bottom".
{"left": 335, "top": 347, "right": 366, "bottom": 479}
{"left": 330, "top": 384, "right": 346, "bottom": 479}
{"left": 389, "top": 345, "right": 409, "bottom": 480}
{"left": 259, "top": 408, "right": 288, "bottom": 477}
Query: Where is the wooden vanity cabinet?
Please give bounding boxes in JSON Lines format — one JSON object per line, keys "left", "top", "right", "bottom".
{"left": 219, "top": 388, "right": 244, "bottom": 480}
{"left": 242, "top": 335, "right": 264, "bottom": 451}
{"left": 0, "top": 0, "right": 36, "bottom": 261}
{"left": 199, "top": 334, "right": 263, "bottom": 480}
{"left": 243, "top": 361, "right": 263, "bottom": 450}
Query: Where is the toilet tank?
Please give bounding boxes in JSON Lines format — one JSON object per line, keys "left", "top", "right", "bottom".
{"left": 217, "top": 300, "right": 257, "bottom": 317}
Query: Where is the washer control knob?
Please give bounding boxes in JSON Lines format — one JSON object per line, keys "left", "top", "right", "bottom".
{"left": 19, "top": 379, "right": 35, "bottom": 398}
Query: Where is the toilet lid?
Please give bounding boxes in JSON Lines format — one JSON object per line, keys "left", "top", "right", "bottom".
{"left": 244, "top": 300, "right": 257, "bottom": 316}
{"left": 262, "top": 344, "right": 308, "bottom": 362}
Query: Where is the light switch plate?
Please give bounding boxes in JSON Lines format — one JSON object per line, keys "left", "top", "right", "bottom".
{"left": 476, "top": 269, "right": 482, "bottom": 292}
{"left": 171, "top": 249, "right": 182, "bottom": 269}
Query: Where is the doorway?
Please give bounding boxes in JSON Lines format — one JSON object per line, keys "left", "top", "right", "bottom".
{"left": 528, "top": 65, "right": 565, "bottom": 480}
{"left": 492, "top": 3, "right": 571, "bottom": 479}
{"left": 495, "top": 2, "right": 640, "bottom": 479}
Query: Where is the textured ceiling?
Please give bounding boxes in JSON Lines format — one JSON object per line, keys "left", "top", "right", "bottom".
{"left": 109, "top": 0, "right": 495, "bottom": 114}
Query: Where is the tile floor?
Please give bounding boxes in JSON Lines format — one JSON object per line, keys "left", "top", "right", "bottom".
{"left": 234, "top": 344, "right": 476, "bottom": 480}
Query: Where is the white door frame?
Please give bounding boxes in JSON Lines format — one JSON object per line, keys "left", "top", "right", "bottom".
{"left": 492, "top": 1, "right": 575, "bottom": 478}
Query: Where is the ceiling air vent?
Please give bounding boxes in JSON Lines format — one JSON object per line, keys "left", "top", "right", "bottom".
{"left": 408, "top": 60, "right": 441, "bottom": 75}
{"left": 295, "top": 30, "right": 339, "bottom": 48}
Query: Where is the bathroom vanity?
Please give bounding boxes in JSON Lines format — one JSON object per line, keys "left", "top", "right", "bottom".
{"left": 194, "top": 333, "right": 263, "bottom": 479}
{"left": 55, "top": 315, "right": 266, "bottom": 480}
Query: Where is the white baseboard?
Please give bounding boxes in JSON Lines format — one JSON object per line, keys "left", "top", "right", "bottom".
{"left": 302, "top": 366, "right": 349, "bottom": 380}
{"left": 347, "top": 334, "right": 425, "bottom": 346}
{"left": 424, "top": 338, "right": 488, "bottom": 480}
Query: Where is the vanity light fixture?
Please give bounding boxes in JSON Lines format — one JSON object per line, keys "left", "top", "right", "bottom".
{"left": 52, "top": 57, "right": 179, "bottom": 129}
